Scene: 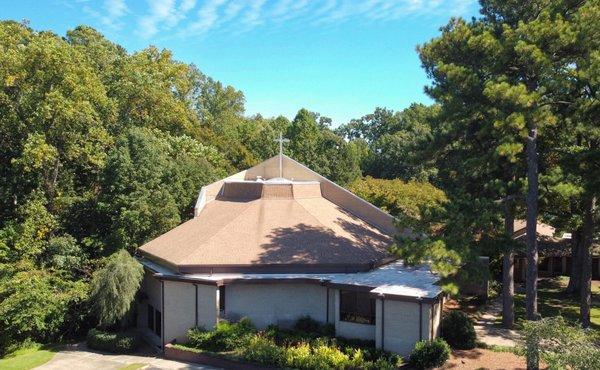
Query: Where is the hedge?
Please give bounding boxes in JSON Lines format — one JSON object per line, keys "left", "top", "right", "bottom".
{"left": 86, "top": 328, "right": 139, "bottom": 353}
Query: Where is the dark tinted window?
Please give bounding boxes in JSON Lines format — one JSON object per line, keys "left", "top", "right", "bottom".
{"left": 154, "top": 309, "right": 161, "bottom": 337}
{"left": 339, "top": 290, "right": 375, "bottom": 325}
{"left": 147, "top": 304, "right": 154, "bottom": 331}
{"left": 219, "top": 285, "right": 226, "bottom": 312}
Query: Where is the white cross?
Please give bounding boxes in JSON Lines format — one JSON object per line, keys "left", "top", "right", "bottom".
{"left": 274, "top": 132, "right": 289, "bottom": 178}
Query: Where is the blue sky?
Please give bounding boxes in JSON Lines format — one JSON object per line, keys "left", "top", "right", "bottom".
{"left": 2, "top": 0, "right": 479, "bottom": 126}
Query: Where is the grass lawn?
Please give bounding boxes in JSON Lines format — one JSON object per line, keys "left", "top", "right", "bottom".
{"left": 0, "top": 345, "right": 58, "bottom": 370}
{"left": 513, "top": 277, "right": 600, "bottom": 329}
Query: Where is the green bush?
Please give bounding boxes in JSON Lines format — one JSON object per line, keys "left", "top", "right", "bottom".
{"left": 187, "top": 319, "right": 402, "bottom": 370}
{"left": 409, "top": 338, "right": 450, "bottom": 369}
{"left": 241, "top": 335, "right": 285, "bottom": 366}
{"left": 187, "top": 317, "right": 256, "bottom": 352}
{"left": 441, "top": 310, "right": 476, "bottom": 349}
{"left": 86, "top": 328, "right": 139, "bottom": 353}
{"left": 293, "top": 316, "right": 335, "bottom": 337}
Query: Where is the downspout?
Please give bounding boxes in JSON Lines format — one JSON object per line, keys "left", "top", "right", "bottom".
{"left": 161, "top": 280, "right": 165, "bottom": 351}
{"left": 430, "top": 302, "right": 434, "bottom": 339}
{"left": 326, "top": 287, "right": 330, "bottom": 324}
{"left": 194, "top": 284, "right": 198, "bottom": 327}
{"left": 381, "top": 295, "right": 385, "bottom": 350}
{"left": 418, "top": 298, "right": 423, "bottom": 341}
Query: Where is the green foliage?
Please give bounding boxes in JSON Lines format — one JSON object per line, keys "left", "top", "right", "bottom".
{"left": 441, "top": 311, "right": 477, "bottom": 349}
{"left": 409, "top": 338, "right": 451, "bottom": 369}
{"left": 523, "top": 316, "right": 600, "bottom": 370}
{"left": 0, "top": 269, "right": 88, "bottom": 353}
{"left": 293, "top": 316, "right": 335, "bottom": 337}
{"left": 90, "top": 250, "right": 143, "bottom": 327}
{"left": 347, "top": 177, "right": 447, "bottom": 219}
{"left": 86, "top": 328, "right": 139, "bottom": 353}
{"left": 188, "top": 318, "right": 256, "bottom": 352}
{"left": 338, "top": 104, "right": 438, "bottom": 181}
{"left": 241, "top": 335, "right": 286, "bottom": 367}
{"left": 286, "top": 109, "right": 361, "bottom": 185}
{"left": 187, "top": 318, "right": 401, "bottom": 370}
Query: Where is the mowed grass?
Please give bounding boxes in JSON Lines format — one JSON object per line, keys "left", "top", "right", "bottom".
{"left": 0, "top": 345, "right": 57, "bottom": 370}
{"left": 514, "top": 277, "right": 600, "bottom": 330}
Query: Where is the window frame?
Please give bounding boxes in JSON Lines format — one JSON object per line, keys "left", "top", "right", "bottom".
{"left": 339, "top": 289, "right": 376, "bottom": 325}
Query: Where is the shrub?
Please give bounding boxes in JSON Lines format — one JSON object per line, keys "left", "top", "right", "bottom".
{"left": 86, "top": 328, "right": 139, "bottom": 353}
{"left": 293, "top": 316, "right": 335, "bottom": 337}
{"left": 241, "top": 335, "right": 285, "bottom": 366}
{"left": 409, "top": 338, "right": 450, "bottom": 369}
{"left": 441, "top": 310, "right": 476, "bottom": 349}
{"left": 187, "top": 318, "right": 256, "bottom": 352}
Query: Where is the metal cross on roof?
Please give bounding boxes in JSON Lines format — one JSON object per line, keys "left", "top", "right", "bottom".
{"left": 274, "top": 132, "right": 289, "bottom": 178}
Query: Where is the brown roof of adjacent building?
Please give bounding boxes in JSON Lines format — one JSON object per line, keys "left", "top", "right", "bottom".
{"left": 139, "top": 156, "right": 397, "bottom": 274}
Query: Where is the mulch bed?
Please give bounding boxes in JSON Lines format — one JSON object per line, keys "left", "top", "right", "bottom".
{"left": 441, "top": 348, "right": 546, "bottom": 370}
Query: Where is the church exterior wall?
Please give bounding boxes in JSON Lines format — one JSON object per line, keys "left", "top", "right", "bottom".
{"left": 137, "top": 272, "right": 441, "bottom": 357}
{"left": 223, "top": 283, "right": 329, "bottom": 329}
{"left": 137, "top": 270, "right": 162, "bottom": 348}
{"left": 375, "top": 299, "right": 440, "bottom": 357}
{"left": 163, "top": 280, "right": 196, "bottom": 344}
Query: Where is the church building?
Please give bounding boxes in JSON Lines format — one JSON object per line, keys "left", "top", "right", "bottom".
{"left": 136, "top": 150, "right": 443, "bottom": 356}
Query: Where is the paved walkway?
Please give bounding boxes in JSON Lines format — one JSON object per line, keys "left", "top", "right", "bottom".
{"left": 35, "top": 343, "right": 221, "bottom": 370}
{"left": 472, "top": 298, "right": 521, "bottom": 347}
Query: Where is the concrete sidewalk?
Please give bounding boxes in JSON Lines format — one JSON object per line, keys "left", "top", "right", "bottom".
{"left": 35, "top": 343, "right": 221, "bottom": 370}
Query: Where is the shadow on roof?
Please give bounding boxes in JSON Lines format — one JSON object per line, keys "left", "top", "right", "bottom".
{"left": 253, "top": 218, "right": 391, "bottom": 265}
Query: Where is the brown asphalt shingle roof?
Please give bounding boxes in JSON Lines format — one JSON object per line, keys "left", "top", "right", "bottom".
{"left": 139, "top": 181, "right": 393, "bottom": 273}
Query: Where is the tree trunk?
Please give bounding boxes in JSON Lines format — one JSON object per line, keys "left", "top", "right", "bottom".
{"left": 566, "top": 229, "right": 582, "bottom": 294}
{"left": 503, "top": 200, "right": 515, "bottom": 328}
{"left": 580, "top": 195, "right": 596, "bottom": 329}
{"left": 525, "top": 122, "right": 539, "bottom": 321}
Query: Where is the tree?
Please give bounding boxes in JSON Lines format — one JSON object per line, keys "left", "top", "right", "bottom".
{"left": 418, "top": 15, "right": 526, "bottom": 327}
{"left": 339, "top": 104, "right": 437, "bottom": 181}
{"left": 90, "top": 250, "right": 143, "bottom": 328}
{"left": 0, "top": 268, "right": 88, "bottom": 353}
{"left": 347, "top": 177, "right": 447, "bottom": 220}
{"left": 101, "top": 127, "right": 224, "bottom": 251}
{"left": 286, "top": 109, "right": 361, "bottom": 185}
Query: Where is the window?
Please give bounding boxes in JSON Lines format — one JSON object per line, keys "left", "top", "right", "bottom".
{"left": 219, "top": 285, "right": 226, "bottom": 312}
{"left": 339, "top": 290, "right": 375, "bottom": 325}
{"left": 147, "top": 304, "right": 154, "bottom": 331}
{"left": 154, "top": 309, "right": 161, "bottom": 337}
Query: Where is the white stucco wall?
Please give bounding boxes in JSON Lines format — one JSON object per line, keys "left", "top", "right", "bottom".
{"left": 333, "top": 289, "right": 376, "bottom": 341}
{"left": 377, "top": 299, "right": 429, "bottom": 357}
{"left": 137, "top": 270, "right": 162, "bottom": 348}
{"left": 224, "top": 283, "right": 328, "bottom": 329}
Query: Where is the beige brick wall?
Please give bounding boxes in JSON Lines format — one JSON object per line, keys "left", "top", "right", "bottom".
{"left": 376, "top": 300, "right": 430, "bottom": 357}
{"left": 224, "top": 283, "right": 329, "bottom": 329}
{"left": 137, "top": 270, "right": 162, "bottom": 347}
{"left": 163, "top": 280, "right": 196, "bottom": 344}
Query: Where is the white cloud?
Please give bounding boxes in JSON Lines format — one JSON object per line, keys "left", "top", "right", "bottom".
{"left": 138, "top": 0, "right": 198, "bottom": 38}
{"left": 188, "top": 0, "right": 227, "bottom": 33}
{"left": 84, "top": 0, "right": 128, "bottom": 30}
{"left": 83, "top": 0, "right": 476, "bottom": 38}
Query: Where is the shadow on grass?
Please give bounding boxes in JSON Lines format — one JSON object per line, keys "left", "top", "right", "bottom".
{"left": 513, "top": 278, "right": 600, "bottom": 330}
